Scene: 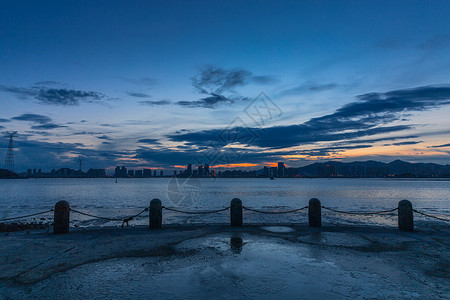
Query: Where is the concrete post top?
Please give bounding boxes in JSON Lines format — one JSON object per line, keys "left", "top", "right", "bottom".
{"left": 150, "top": 198, "right": 162, "bottom": 205}
{"left": 55, "top": 200, "right": 70, "bottom": 208}
{"left": 398, "top": 199, "right": 412, "bottom": 207}
{"left": 231, "top": 198, "right": 242, "bottom": 205}
{"left": 309, "top": 198, "right": 321, "bottom": 205}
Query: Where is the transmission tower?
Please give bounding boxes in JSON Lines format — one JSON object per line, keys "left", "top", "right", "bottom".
{"left": 4, "top": 131, "right": 17, "bottom": 172}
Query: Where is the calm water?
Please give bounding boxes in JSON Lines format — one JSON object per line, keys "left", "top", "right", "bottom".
{"left": 1, "top": 178, "right": 449, "bottom": 227}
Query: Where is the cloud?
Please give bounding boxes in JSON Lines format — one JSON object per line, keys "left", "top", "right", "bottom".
{"left": 392, "top": 141, "right": 422, "bottom": 146}
{"left": 31, "top": 123, "right": 67, "bottom": 130}
{"left": 138, "top": 100, "right": 171, "bottom": 106}
{"left": 0, "top": 125, "right": 4, "bottom": 130}
{"left": 11, "top": 113, "right": 66, "bottom": 130}
{"left": 33, "top": 81, "right": 62, "bottom": 86}
{"left": 417, "top": 34, "right": 450, "bottom": 50}
{"left": 126, "top": 92, "right": 152, "bottom": 98}
{"left": 97, "top": 135, "right": 112, "bottom": 140}
{"left": 0, "top": 118, "right": 10, "bottom": 123}
{"left": 179, "top": 65, "right": 275, "bottom": 108}
{"left": 137, "top": 138, "right": 160, "bottom": 144}
{"left": 11, "top": 113, "right": 52, "bottom": 124}
{"left": 0, "top": 85, "right": 110, "bottom": 106}
{"left": 279, "top": 83, "right": 338, "bottom": 96}
{"left": 430, "top": 143, "right": 450, "bottom": 148}
{"left": 169, "top": 85, "right": 450, "bottom": 149}
{"left": 177, "top": 94, "right": 243, "bottom": 109}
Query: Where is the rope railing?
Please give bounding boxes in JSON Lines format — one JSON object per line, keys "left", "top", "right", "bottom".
{"left": 413, "top": 209, "right": 450, "bottom": 222}
{"left": 3, "top": 198, "right": 449, "bottom": 234}
{"left": 321, "top": 206, "right": 398, "bottom": 215}
{"left": 70, "top": 207, "right": 149, "bottom": 228}
{"left": 0, "top": 209, "right": 54, "bottom": 222}
{"left": 162, "top": 206, "right": 230, "bottom": 214}
{"left": 243, "top": 206, "right": 308, "bottom": 214}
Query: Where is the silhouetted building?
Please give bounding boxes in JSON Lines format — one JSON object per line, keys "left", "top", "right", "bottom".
{"left": 160, "top": 170, "right": 163, "bottom": 177}
{"left": 187, "top": 164, "right": 192, "bottom": 175}
{"left": 135, "top": 170, "right": 143, "bottom": 177}
{"left": 278, "top": 162, "right": 285, "bottom": 177}
{"left": 204, "top": 164, "right": 209, "bottom": 175}
{"left": 198, "top": 165, "right": 203, "bottom": 176}
{"left": 143, "top": 169, "right": 152, "bottom": 177}
{"left": 128, "top": 170, "right": 134, "bottom": 177}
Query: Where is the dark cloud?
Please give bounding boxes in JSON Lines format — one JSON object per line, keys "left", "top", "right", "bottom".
{"left": 0, "top": 85, "right": 110, "bottom": 106}
{"left": 137, "top": 138, "right": 160, "bottom": 144}
{"left": 0, "top": 118, "right": 10, "bottom": 123}
{"left": 126, "top": 92, "right": 152, "bottom": 98}
{"left": 0, "top": 125, "right": 4, "bottom": 130}
{"left": 279, "top": 83, "right": 337, "bottom": 96}
{"left": 11, "top": 113, "right": 52, "bottom": 124}
{"left": 180, "top": 65, "right": 274, "bottom": 108}
{"left": 417, "top": 34, "right": 450, "bottom": 50}
{"left": 97, "top": 135, "right": 112, "bottom": 140}
{"left": 169, "top": 85, "right": 450, "bottom": 149}
{"left": 139, "top": 100, "right": 171, "bottom": 106}
{"left": 430, "top": 143, "right": 450, "bottom": 148}
{"left": 31, "top": 123, "right": 67, "bottom": 130}
{"left": 177, "top": 94, "right": 244, "bottom": 109}
{"left": 392, "top": 141, "right": 422, "bottom": 146}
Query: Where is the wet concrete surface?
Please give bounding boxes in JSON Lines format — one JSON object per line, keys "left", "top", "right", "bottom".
{"left": 0, "top": 225, "right": 449, "bottom": 299}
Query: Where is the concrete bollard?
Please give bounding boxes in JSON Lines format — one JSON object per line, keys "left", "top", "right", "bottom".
{"left": 308, "top": 198, "right": 321, "bottom": 227}
{"left": 398, "top": 200, "right": 414, "bottom": 232}
{"left": 149, "top": 198, "right": 162, "bottom": 229}
{"left": 230, "top": 198, "right": 243, "bottom": 226}
{"left": 54, "top": 201, "right": 70, "bottom": 234}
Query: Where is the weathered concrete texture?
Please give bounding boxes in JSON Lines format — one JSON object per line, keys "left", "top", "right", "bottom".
{"left": 0, "top": 225, "right": 449, "bottom": 299}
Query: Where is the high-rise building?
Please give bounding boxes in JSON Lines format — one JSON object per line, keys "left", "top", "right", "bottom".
{"left": 187, "top": 164, "right": 192, "bottom": 175}
{"left": 264, "top": 166, "right": 269, "bottom": 177}
{"left": 135, "top": 170, "right": 143, "bottom": 177}
{"left": 143, "top": 169, "right": 152, "bottom": 177}
{"left": 204, "top": 164, "right": 209, "bottom": 175}
{"left": 128, "top": 170, "right": 135, "bottom": 177}
{"left": 278, "top": 162, "right": 285, "bottom": 177}
{"left": 160, "top": 170, "right": 163, "bottom": 177}
{"left": 198, "top": 165, "right": 203, "bottom": 176}
{"left": 121, "top": 166, "right": 127, "bottom": 178}
{"left": 115, "top": 166, "right": 121, "bottom": 177}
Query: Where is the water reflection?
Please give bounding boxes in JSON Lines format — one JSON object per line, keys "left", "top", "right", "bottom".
{"left": 230, "top": 237, "right": 244, "bottom": 254}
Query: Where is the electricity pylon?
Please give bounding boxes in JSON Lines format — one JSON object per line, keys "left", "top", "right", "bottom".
{"left": 4, "top": 131, "right": 17, "bottom": 172}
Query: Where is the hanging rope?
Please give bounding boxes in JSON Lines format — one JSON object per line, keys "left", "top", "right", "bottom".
{"left": 243, "top": 206, "right": 308, "bottom": 214}
{"left": 162, "top": 206, "right": 230, "bottom": 214}
{"left": 321, "top": 206, "right": 398, "bottom": 215}
{"left": 70, "top": 207, "right": 149, "bottom": 228}
{"left": 0, "top": 209, "right": 54, "bottom": 222}
{"left": 413, "top": 209, "right": 450, "bottom": 222}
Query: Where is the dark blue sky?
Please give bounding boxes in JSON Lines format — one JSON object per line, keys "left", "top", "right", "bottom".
{"left": 1, "top": 1, "right": 450, "bottom": 172}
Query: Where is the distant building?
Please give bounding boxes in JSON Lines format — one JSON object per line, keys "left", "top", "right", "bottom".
{"left": 198, "top": 165, "right": 203, "bottom": 176}
{"left": 204, "top": 164, "right": 209, "bottom": 175}
{"left": 160, "top": 170, "right": 163, "bottom": 177}
{"left": 115, "top": 166, "right": 121, "bottom": 177}
{"left": 153, "top": 170, "right": 156, "bottom": 177}
{"left": 278, "top": 162, "right": 285, "bottom": 177}
{"left": 187, "top": 164, "right": 192, "bottom": 175}
{"left": 135, "top": 170, "right": 143, "bottom": 177}
{"left": 128, "top": 170, "right": 134, "bottom": 177}
{"left": 143, "top": 169, "right": 152, "bottom": 177}
{"left": 263, "top": 166, "right": 269, "bottom": 177}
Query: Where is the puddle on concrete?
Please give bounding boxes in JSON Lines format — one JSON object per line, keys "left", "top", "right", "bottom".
{"left": 298, "top": 232, "right": 371, "bottom": 247}
{"left": 261, "top": 226, "right": 295, "bottom": 233}
{"left": 1, "top": 233, "right": 429, "bottom": 299}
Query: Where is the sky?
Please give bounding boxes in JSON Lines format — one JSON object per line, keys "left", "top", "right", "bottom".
{"left": 1, "top": 0, "right": 450, "bottom": 173}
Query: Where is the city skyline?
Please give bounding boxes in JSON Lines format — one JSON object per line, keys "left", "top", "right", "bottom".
{"left": 1, "top": 1, "right": 450, "bottom": 172}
